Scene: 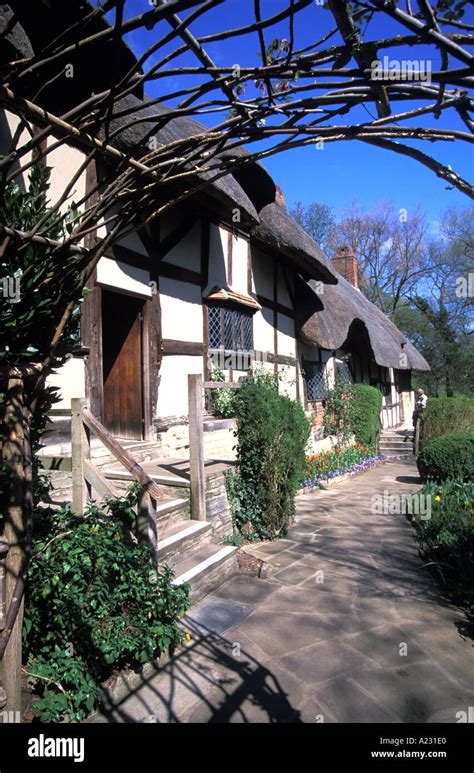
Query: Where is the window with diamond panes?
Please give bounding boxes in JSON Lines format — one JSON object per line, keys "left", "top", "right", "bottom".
{"left": 304, "top": 360, "right": 330, "bottom": 400}
{"left": 335, "top": 360, "right": 352, "bottom": 384}
{"left": 207, "top": 305, "right": 253, "bottom": 353}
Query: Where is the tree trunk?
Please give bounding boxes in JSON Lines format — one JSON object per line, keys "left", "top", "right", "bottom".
{"left": 1, "top": 377, "right": 26, "bottom": 719}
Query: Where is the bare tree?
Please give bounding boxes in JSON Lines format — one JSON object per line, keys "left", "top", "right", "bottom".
{"left": 290, "top": 201, "right": 337, "bottom": 255}
{"left": 335, "top": 200, "right": 431, "bottom": 314}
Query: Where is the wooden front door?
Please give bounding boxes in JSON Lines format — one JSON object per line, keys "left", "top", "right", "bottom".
{"left": 102, "top": 290, "right": 144, "bottom": 439}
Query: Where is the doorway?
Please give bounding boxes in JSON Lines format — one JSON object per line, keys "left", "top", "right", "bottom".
{"left": 102, "top": 289, "right": 144, "bottom": 439}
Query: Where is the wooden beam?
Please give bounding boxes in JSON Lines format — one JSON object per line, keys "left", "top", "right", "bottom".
{"left": 162, "top": 339, "right": 204, "bottom": 356}
{"left": 258, "top": 351, "right": 297, "bottom": 368}
{"left": 256, "top": 294, "right": 295, "bottom": 318}
{"left": 159, "top": 260, "right": 202, "bottom": 286}
{"left": 188, "top": 374, "right": 206, "bottom": 521}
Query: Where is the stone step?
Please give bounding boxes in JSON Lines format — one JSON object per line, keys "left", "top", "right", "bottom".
{"left": 171, "top": 544, "right": 238, "bottom": 603}
{"left": 383, "top": 453, "right": 415, "bottom": 461}
{"left": 157, "top": 519, "right": 211, "bottom": 563}
{"left": 380, "top": 443, "right": 413, "bottom": 450}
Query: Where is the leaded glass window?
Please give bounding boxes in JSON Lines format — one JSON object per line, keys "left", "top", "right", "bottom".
{"left": 304, "top": 360, "right": 330, "bottom": 400}
{"left": 207, "top": 305, "right": 253, "bottom": 354}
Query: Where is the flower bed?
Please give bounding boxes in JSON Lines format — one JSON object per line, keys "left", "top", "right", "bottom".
{"left": 302, "top": 442, "right": 384, "bottom": 490}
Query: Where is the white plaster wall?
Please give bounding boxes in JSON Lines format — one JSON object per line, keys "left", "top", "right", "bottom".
{"left": 208, "top": 224, "right": 228, "bottom": 288}
{"left": 163, "top": 221, "right": 201, "bottom": 272}
{"left": 157, "top": 356, "right": 204, "bottom": 418}
{"left": 278, "top": 364, "right": 297, "bottom": 399}
{"left": 252, "top": 246, "right": 273, "bottom": 298}
{"left": 231, "top": 233, "right": 249, "bottom": 294}
{"left": 96, "top": 257, "right": 152, "bottom": 297}
{"left": 276, "top": 313, "right": 296, "bottom": 357}
{"left": 116, "top": 231, "right": 149, "bottom": 256}
{"left": 46, "top": 358, "right": 85, "bottom": 408}
{"left": 253, "top": 307, "right": 274, "bottom": 354}
{"left": 0, "top": 111, "right": 33, "bottom": 187}
{"left": 46, "top": 140, "right": 87, "bottom": 212}
{"left": 277, "top": 265, "right": 292, "bottom": 307}
{"left": 160, "top": 278, "right": 203, "bottom": 342}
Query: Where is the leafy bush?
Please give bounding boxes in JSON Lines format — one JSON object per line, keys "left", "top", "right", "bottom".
{"left": 417, "top": 434, "right": 474, "bottom": 482}
{"left": 24, "top": 489, "right": 190, "bottom": 722}
{"left": 209, "top": 365, "right": 236, "bottom": 418}
{"left": 412, "top": 479, "right": 474, "bottom": 609}
{"left": 350, "top": 384, "right": 382, "bottom": 450}
{"left": 228, "top": 376, "right": 310, "bottom": 540}
{"left": 420, "top": 396, "right": 474, "bottom": 452}
{"left": 323, "top": 377, "right": 355, "bottom": 446}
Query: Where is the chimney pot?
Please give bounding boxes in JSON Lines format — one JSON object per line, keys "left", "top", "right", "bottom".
{"left": 333, "top": 246, "right": 359, "bottom": 289}
{"left": 275, "top": 184, "right": 286, "bottom": 209}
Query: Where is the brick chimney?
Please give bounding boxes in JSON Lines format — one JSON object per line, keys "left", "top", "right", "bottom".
{"left": 275, "top": 184, "right": 286, "bottom": 209}
{"left": 333, "top": 246, "right": 359, "bottom": 289}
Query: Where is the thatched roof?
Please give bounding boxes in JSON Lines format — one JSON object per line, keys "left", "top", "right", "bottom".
{"left": 5, "top": 1, "right": 141, "bottom": 108}
{"left": 252, "top": 202, "right": 337, "bottom": 284}
{"left": 0, "top": 5, "right": 34, "bottom": 62}
{"left": 297, "top": 270, "right": 430, "bottom": 371}
{"left": 106, "top": 96, "right": 259, "bottom": 225}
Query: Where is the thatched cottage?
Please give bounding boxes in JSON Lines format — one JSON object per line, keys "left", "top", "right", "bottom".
{"left": 0, "top": 0, "right": 429, "bottom": 456}
{"left": 0, "top": 0, "right": 430, "bottom": 595}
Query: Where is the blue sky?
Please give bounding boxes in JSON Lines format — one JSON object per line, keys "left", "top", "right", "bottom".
{"left": 108, "top": 0, "right": 473, "bottom": 227}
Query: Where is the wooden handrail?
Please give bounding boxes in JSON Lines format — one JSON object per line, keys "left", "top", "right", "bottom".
{"left": 81, "top": 408, "right": 163, "bottom": 501}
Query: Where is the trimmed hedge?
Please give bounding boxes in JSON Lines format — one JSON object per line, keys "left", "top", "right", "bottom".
{"left": 227, "top": 378, "right": 310, "bottom": 540}
{"left": 350, "top": 384, "right": 382, "bottom": 449}
{"left": 417, "top": 433, "right": 474, "bottom": 482}
{"left": 420, "top": 396, "right": 474, "bottom": 452}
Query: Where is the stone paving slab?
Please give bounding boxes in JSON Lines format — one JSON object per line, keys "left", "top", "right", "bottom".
{"left": 91, "top": 459, "right": 474, "bottom": 723}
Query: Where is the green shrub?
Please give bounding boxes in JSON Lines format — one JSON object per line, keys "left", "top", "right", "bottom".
{"left": 412, "top": 479, "right": 474, "bottom": 609}
{"left": 417, "top": 434, "right": 474, "bottom": 482}
{"left": 209, "top": 365, "right": 236, "bottom": 418}
{"left": 24, "top": 489, "right": 190, "bottom": 722}
{"left": 420, "top": 396, "right": 474, "bottom": 452}
{"left": 323, "top": 378, "right": 355, "bottom": 446}
{"left": 228, "top": 377, "right": 310, "bottom": 540}
{"left": 350, "top": 384, "right": 383, "bottom": 449}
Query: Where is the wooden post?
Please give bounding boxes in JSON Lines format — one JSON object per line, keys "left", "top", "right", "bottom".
{"left": 188, "top": 374, "right": 206, "bottom": 520}
{"left": 137, "top": 490, "right": 158, "bottom": 563}
{"left": 71, "top": 398, "right": 90, "bottom": 515}
{"left": 414, "top": 414, "right": 421, "bottom": 457}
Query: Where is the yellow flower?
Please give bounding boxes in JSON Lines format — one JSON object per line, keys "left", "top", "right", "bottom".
{"left": 185, "top": 632, "right": 192, "bottom": 642}
{"left": 434, "top": 495, "right": 441, "bottom": 502}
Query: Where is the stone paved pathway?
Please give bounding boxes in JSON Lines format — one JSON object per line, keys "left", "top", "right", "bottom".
{"left": 95, "top": 460, "right": 474, "bottom": 723}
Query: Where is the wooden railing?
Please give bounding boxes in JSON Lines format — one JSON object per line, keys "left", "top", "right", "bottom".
{"left": 188, "top": 374, "right": 242, "bottom": 522}
{"left": 71, "top": 398, "right": 160, "bottom": 552}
